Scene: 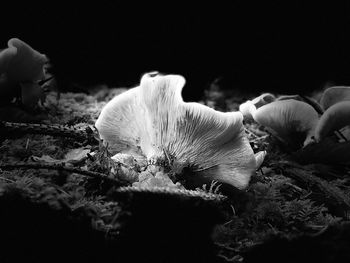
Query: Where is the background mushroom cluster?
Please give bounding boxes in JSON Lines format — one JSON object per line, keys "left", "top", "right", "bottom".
{"left": 239, "top": 87, "right": 350, "bottom": 165}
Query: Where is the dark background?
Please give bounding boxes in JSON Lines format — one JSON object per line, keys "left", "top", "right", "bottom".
{"left": 2, "top": 2, "right": 350, "bottom": 100}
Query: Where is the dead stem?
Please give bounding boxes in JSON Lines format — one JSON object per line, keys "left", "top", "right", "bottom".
{"left": 0, "top": 162, "right": 128, "bottom": 187}
{"left": 0, "top": 121, "right": 98, "bottom": 143}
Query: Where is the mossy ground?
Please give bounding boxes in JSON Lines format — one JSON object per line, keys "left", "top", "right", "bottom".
{"left": 0, "top": 85, "right": 349, "bottom": 262}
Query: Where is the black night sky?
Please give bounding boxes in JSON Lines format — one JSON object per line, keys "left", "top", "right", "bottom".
{"left": 2, "top": 2, "right": 350, "bottom": 100}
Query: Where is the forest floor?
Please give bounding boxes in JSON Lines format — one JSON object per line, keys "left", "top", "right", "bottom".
{"left": 0, "top": 84, "right": 349, "bottom": 263}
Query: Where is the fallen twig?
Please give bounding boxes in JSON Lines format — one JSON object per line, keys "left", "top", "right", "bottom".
{"left": 0, "top": 162, "right": 128, "bottom": 187}
{"left": 0, "top": 121, "right": 98, "bottom": 144}
{"left": 114, "top": 185, "right": 227, "bottom": 202}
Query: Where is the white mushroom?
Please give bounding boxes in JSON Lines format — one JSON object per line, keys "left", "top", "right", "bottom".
{"left": 314, "top": 101, "right": 350, "bottom": 142}
{"left": 96, "top": 73, "right": 263, "bottom": 190}
{"left": 252, "top": 100, "right": 319, "bottom": 147}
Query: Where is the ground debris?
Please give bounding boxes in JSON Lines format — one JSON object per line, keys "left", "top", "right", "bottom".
{"left": 0, "top": 87, "right": 349, "bottom": 262}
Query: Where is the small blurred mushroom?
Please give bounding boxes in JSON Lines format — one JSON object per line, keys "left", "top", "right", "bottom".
{"left": 251, "top": 100, "right": 319, "bottom": 149}
{"left": 318, "top": 86, "right": 350, "bottom": 141}
{"left": 0, "top": 44, "right": 17, "bottom": 75}
{"left": 314, "top": 101, "right": 350, "bottom": 142}
{"left": 0, "top": 38, "right": 49, "bottom": 108}
{"left": 320, "top": 86, "right": 350, "bottom": 110}
{"left": 96, "top": 73, "right": 264, "bottom": 190}
{"left": 0, "top": 44, "right": 18, "bottom": 99}
{"left": 278, "top": 94, "right": 324, "bottom": 114}
{"left": 6, "top": 38, "right": 47, "bottom": 82}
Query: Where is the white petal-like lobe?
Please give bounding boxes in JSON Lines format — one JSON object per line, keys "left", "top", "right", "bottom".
{"left": 95, "top": 87, "right": 145, "bottom": 157}
{"left": 239, "top": 93, "right": 275, "bottom": 118}
{"left": 254, "top": 151, "right": 266, "bottom": 169}
{"left": 96, "top": 73, "right": 258, "bottom": 189}
{"left": 239, "top": 100, "right": 256, "bottom": 118}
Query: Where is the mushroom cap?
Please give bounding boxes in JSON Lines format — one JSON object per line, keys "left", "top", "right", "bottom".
{"left": 320, "top": 86, "right": 350, "bottom": 110}
{"left": 277, "top": 94, "right": 324, "bottom": 115}
{"left": 0, "top": 45, "right": 17, "bottom": 75}
{"left": 0, "top": 38, "right": 48, "bottom": 105}
{"left": 252, "top": 99, "right": 319, "bottom": 148}
{"left": 96, "top": 73, "right": 260, "bottom": 189}
{"left": 0, "top": 46, "right": 17, "bottom": 97}
{"left": 6, "top": 38, "right": 47, "bottom": 82}
{"left": 314, "top": 101, "right": 350, "bottom": 142}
